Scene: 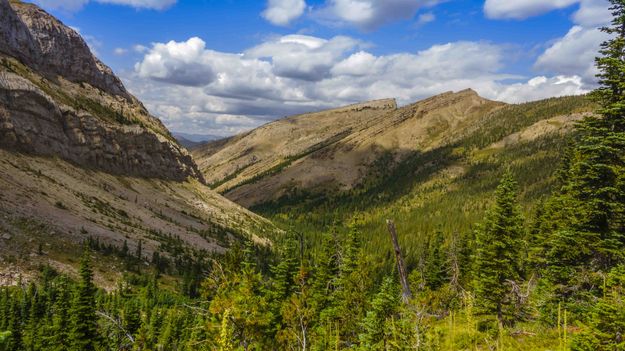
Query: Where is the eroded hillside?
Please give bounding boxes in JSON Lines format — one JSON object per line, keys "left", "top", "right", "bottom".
{"left": 0, "top": 0, "right": 277, "bottom": 286}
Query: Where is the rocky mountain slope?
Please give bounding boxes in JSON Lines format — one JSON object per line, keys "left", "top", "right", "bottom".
{"left": 195, "top": 90, "right": 595, "bottom": 209}
{"left": 0, "top": 0, "right": 275, "bottom": 286}
{"left": 0, "top": 0, "right": 202, "bottom": 181}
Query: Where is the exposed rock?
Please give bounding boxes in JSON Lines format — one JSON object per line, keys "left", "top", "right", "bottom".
{"left": 0, "top": 0, "right": 127, "bottom": 97}
{"left": 0, "top": 0, "right": 205, "bottom": 183}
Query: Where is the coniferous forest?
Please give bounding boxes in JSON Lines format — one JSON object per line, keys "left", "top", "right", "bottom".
{"left": 2, "top": 1, "right": 625, "bottom": 350}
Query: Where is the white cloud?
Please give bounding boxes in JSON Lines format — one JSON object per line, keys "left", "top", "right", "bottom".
{"left": 127, "top": 34, "right": 592, "bottom": 136}
{"left": 135, "top": 37, "right": 217, "bottom": 86}
{"left": 484, "top": 0, "right": 611, "bottom": 26}
{"left": 534, "top": 25, "right": 609, "bottom": 84}
{"left": 262, "top": 0, "right": 307, "bottom": 26}
{"left": 572, "top": 0, "right": 611, "bottom": 27}
{"left": 317, "top": 0, "right": 443, "bottom": 30}
{"left": 484, "top": 0, "right": 578, "bottom": 19}
{"left": 246, "top": 35, "right": 362, "bottom": 81}
{"left": 491, "top": 75, "right": 588, "bottom": 103}
{"left": 33, "top": 0, "right": 175, "bottom": 11}
{"left": 114, "top": 48, "right": 128, "bottom": 55}
{"left": 133, "top": 44, "right": 149, "bottom": 54}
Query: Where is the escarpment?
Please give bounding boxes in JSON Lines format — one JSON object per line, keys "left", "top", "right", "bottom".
{"left": 0, "top": 0, "right": 204, "bottom": 183}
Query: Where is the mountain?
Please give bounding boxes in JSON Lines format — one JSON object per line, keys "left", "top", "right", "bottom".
{"left": 193, "top": 87, "right": 595, "bottom": 270}
{"left": 196, "top": 89, "right": 555, "bottom": 208}
{"left": 173, "top": 132, "right": 221, "bottom": 150}
{"left": 193, "top": 98, "right": 398, "bottom": 205}
{"left": 0, "top": 0, "right": 275, "bottom": 286}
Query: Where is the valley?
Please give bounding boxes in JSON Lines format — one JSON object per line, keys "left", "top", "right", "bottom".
{"left": 0, "top": 0, "right": 624, "bottom": 350}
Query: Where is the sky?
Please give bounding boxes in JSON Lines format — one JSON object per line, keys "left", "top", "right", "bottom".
{"left": 32, "top": 0, "right": 612, "bottom": 137}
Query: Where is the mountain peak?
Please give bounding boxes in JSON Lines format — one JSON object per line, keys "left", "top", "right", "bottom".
{"left": 0, "top": 0, "right": 205, "bottom": 183}
{"left": 0, "top": 0, "right": 128, "bottom": 98}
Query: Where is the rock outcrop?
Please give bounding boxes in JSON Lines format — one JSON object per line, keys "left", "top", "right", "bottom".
{"left": 0, "top": 0, "right": 127, "bottom": 97}
{"left": 0, "top": 0, "right": 204, "bottom": 182}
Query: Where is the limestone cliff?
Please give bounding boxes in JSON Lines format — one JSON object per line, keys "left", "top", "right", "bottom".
{"left": 0, "top": 0, "right": 204, "bottom": 182}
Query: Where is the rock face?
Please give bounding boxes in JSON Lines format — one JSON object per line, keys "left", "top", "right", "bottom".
{"left": 0, "top": 0, "right": 127, "bottom": 97}
{"left": 0, "top": 0, "right": 204, "bottom": 182}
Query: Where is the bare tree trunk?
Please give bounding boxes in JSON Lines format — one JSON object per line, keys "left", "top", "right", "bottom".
{"left": 386, "top": 219, "right": 412, "bottom": 303}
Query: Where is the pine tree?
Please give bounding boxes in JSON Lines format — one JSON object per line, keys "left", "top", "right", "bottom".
{"left": 474, "top": 170, "right": 525, "bottom": 325}
{"left": 571, "top": 265, "right": 625, "bottom": 350}
{"left": 69, "top": 249, "right": 99, "bottom": 351}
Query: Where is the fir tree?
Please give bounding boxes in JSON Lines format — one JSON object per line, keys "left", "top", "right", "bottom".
{"left": 48, "top": 277, "right": 71, "bottom": 351}
{"left": 69, "top": 249, "right": 99, "bottom": 351}
{"left": 474, "top": 170, "right": 525, "bottom": 325}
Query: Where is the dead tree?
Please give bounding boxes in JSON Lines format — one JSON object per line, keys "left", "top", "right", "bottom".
{"left": 386, "top": 219, "right": 412, "bottom": 303}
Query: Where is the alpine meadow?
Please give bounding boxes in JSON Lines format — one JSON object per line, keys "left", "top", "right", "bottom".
{"left": 0, "top": 0, "right": 624, "bottom": 350}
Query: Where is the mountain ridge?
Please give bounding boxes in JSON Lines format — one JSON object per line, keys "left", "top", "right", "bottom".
{"left": 193, "top": 89, "right": 508, "bottom": 207}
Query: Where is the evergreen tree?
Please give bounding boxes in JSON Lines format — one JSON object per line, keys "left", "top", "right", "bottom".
{"left": 358, "top": 277, "right": 400, "bottom": 350}
{"left": 47, "top": 277, "right": 71, "bottom": 351}
{"left": 425, "top": 230, "right": 446, "bottom": 290}
{"left": 571, "top": 265, "right": 625, "bottom": 350}
{"left": 540, "top": 0, "right": 625, "bottom": 300}
{"left": 474, "top": 170, "right": 525, "bottom": 325}
{"left": 6, "top": 293, "right": 22, "bottom": 351}
{"left": 69, "top": 249, "right": 99, "bottom": 351}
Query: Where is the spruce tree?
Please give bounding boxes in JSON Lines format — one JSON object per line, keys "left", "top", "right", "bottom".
{"left": 474, "top": 170, "right": 525, "bottom": 325}
{"left": 48, "top": 277, "right": 71, "bottom": 351}
{"left": 6, "top": 294, "right": 22, "bottom": 351}
{"left": 69, "top": 249, "right": 99, "bottom": 351}
{"left": 541, "top": 0, "right": 625, "bottom": 298}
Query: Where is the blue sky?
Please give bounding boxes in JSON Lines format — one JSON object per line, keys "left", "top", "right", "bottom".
{"left": 34, "top": 0, "right": 611, "bottom": 136}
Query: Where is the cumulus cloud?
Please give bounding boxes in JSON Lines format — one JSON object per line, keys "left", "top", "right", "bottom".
{"left": 534, "top": 26, "right": 609, "bottom": 84}
{"left": 491, "top": 75, "right": 588, "bottom": 103}
{"left": 317, "top": 0, "right": 443, "bottom": 30}
{"left": 246, "top": 35, "right": 362, "bottom": 81}
{"left": 127, "top": 34, "right": 590, "bottom": 136}
{"left": 262, "top": 0, "right": 307, "bottom": 26}
{"left": 33, "top": 0, "right": 175, "bottom": 12}
{"left": 135, "top": 37, "right": 216, "bottom": 87}
{"left": 572, "top": 0, "right": 611, "bottom": 27}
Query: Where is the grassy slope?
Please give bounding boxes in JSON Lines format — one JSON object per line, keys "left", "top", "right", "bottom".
{"left": 0, "top": 150, "right": 277, "bottom": 288}
{"left": 255, "top": 95, "right": 596, "bottom": 270}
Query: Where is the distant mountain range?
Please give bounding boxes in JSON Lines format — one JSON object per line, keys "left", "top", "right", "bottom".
{"left": 173, "top": 132, "right": 222, "bottom": 150}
